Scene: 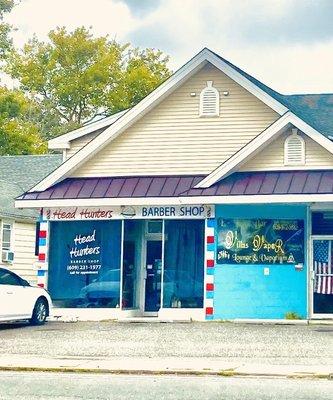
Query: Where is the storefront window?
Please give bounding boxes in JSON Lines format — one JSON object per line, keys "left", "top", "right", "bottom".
{"left": 48, "top": 220, "right": 122, "bottom": 308}
{"left": 163, "top": 220, "right": 204, "bottom": 308}
{"left": 312, "top": 212, "right": 333, "bottom": 235}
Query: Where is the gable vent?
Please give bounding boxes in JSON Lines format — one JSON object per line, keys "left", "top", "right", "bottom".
{"left": 284, "top": 130, "right": 305, "bottom": 165}
{"left": 199, "top": 81, "right": 219, "bottom": 117}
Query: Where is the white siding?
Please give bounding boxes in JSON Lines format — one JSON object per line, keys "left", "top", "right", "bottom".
{"left": 0, "top": 219, "right": 37, "bottom": 284}
{"left": 240, "top": 130, "right": 333, "bottom": 171}
{"left": 66, "top": 130, "right": 102, "bottom": 159}
{"left": 73, "top": 63, "right": 279, "bottom": 177}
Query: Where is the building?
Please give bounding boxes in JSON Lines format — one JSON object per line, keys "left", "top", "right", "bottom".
{"left": 0, "top": 155, "right": 62, "bottom": 283}
{"left": 15, "top": 48, "right": 333, "bottom": 321}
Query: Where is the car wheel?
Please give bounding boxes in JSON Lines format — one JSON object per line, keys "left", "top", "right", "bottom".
{"left": 30, "top": 298, "right": 48, "bottom": 325}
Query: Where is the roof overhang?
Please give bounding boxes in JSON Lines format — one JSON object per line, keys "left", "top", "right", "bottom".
{"left": 15, "top": 170, "right": 333, "bottom": 209}
{"left": 48, "top": 109, "right": 129, "bottom": 150}
{"left": 30, "top": 48, "right": 289, "bottom": 193}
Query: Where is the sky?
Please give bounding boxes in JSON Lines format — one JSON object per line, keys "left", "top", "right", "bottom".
{"left": 4, "top": 0, "right": 333, "bottom": 94}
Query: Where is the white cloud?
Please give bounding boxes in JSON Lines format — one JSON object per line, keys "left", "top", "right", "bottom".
{"left": 3, "top": 0, "right": 333, "bottom": 93}
{"left": 5, "top": 0, "right": 139, "bottom": 44}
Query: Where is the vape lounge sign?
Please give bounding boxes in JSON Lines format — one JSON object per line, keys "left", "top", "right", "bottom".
{"left": 217, "top": 218, "right": 304, "bottom": 265}
{"left": 43, "top": 205, "right": 214, "bottom": 221}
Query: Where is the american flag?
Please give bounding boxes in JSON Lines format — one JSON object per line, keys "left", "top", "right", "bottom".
{"left": 314, "top": 241, "right": 333, "bottom": 295}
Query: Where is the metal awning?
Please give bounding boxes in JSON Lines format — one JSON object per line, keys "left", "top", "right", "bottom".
{"left": 17, "top": 171, "right": 333, "bottom": 203}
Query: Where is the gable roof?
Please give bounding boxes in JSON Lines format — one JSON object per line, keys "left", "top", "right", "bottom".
{"left": 29, "top": 47, "right": 290, "bottom": 193}
{"left": 196, "top": 111, "right": 333, "bottom": 188}
{"left": 21, "top": 48, "right": 333, "bottom": 195}
{"left": 0, "top": 155, "right": 62, "bottom": 220}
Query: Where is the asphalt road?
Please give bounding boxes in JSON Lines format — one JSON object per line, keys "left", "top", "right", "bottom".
{"left": 0, "top": 321, "right": 332, "bottom": 366}
{"left": 0, "top": 371, "right": 332, "bottom": 400}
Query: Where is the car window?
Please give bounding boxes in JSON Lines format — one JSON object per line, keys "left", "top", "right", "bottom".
{"left": 0, "top": 269, "right": 22, "bottom": 286}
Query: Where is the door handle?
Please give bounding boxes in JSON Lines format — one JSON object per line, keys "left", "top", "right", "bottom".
{"left": 6, "top": 292, "right": 13, "bottom": 295}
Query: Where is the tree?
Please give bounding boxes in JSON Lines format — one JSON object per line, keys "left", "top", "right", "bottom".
{"left": 0, "top": 87, "right": 46, "bottom": 155}
{"left": 0, "top": 0, "right": 15, "bottom": 58}
{"left": 0, "top": 1, "right": 46, "bottom": 155}
{"left": 7, "top": 27, "right": 171, "bottom": 139}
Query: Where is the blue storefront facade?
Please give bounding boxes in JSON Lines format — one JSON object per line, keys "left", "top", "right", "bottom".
{"left": 206, "top": 204, "right": 308, "bottom": 320}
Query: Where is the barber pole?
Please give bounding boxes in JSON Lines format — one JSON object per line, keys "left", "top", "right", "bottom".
{"left": 205, "top": 218, "right": 216, "bottom": 319}
{"left": 37, "top": 216, "right": 49, "bottom": 288}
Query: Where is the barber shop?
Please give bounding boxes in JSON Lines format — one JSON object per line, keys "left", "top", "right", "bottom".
{"left": 41, "top": 202, "right": 212, "bottom": 320}
{"left": 16, "top": 48, "right": 333, "bottom": 320}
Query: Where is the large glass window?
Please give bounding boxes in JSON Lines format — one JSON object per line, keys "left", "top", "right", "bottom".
{"left": 48, "top": 220, "right": 122, "bottom": 308}
{"left": 163, "top": 220, "right": 204, "bottom": 308}
{"left": 313, "top": 240, "right": 333, "bottom": 314}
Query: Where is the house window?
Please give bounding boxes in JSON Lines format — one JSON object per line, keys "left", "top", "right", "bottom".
{"left": 199, "top": 81, "right": 219, "bottom": 117}
{"left": 1, "top": 222, "right": 12, "bottom": 251}
{"left": 284, "top": 130, "right": 305, "bottom": 165}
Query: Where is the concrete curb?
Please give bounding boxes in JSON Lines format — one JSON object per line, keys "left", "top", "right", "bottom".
{"left": 0, "top": 358, "right": 332, "bottom": 380}
{"left": 0, "top": 365, "right": 332, "bottom": 380}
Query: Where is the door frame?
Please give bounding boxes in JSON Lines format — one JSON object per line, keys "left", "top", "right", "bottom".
{"left": 141, "top": 220, "right": 164, "bottom": 316}
{"left": 310, "top": 235, "right": 333, "bottom": 319}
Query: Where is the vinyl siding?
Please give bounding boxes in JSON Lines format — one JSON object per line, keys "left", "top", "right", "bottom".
{"left": 66, "top": 130, "right": 102, "bottom": 159}
{"left": 240, "top": 130, "right": 333, "bottom": 171}
{"left": 73, "top": 63, "right": 279, "bottom": 177}
{"left": 0, "top": 219, "right": 37, "bottom": 284}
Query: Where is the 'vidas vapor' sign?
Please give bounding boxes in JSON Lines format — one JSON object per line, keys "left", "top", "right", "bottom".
{"left": 43, "top": 205, "right": 214, "bottom": 221}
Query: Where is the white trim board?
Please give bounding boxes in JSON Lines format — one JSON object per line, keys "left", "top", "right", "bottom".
{"left": 196, "top": 112, "right": 333, "bottom": 188}
{"left": 14, "top": 193, "right": 333, "bottom": 209}
{"left": 30, "top": 48, "right": 289, "bottom": 193}
{"left": 48, "top": 109, "right": 128, "bottom": 150}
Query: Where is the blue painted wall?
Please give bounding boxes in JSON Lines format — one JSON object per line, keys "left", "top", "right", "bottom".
{"left": 213, "top": 204, "right": 308, "bottom": 319}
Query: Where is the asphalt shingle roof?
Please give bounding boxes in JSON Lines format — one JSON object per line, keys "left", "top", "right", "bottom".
{"left": 213, "top": 50, "right": 333, "bottom": 138}
{"left": 0, "top": 154, "right": 62, "bottom": 220}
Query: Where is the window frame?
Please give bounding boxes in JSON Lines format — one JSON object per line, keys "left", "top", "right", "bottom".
{"left": 1, "top": 221, "right": 12, "bottom": 252}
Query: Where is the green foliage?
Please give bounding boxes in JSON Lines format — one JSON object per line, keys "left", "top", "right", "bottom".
{"left": 0, "top": 87, "right": 46, "bottom": 155}
{"left": 0, "top": 0, "right": 15, "bottom": 58}
{"left": 285, "top": 311, "right": 302, "bottom": 320}
{"left": 7, "top": 27, "right": 171, "bottom": 139}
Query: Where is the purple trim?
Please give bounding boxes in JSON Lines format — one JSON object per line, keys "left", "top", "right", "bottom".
{"left": 19, "top": 171, "right": 333, "bottom": 201}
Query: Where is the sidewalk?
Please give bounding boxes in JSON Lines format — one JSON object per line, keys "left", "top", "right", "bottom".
{"left": 0, "top": 321, "right": 332, "bottom": 379}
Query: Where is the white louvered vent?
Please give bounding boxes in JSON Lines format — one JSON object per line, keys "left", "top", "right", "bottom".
{"left": 284, "top": 130, "right": 305, "bottom": 165}
{"left": 199, "top": 81, "right": 219, "bottom": 117}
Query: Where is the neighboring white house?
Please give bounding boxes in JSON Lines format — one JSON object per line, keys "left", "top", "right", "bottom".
{"left": 0, "top": 155, "right": 62, "bottom": 284}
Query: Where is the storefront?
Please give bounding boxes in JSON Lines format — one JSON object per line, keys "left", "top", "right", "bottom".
{"left": 15, "top": 48, "right": 333, "bottom": 320}
{"left": 37, "top": 204, "right": 212, "bottom": 320}
{"left": 26, "top": 198, "right": 330, "bottom": 321}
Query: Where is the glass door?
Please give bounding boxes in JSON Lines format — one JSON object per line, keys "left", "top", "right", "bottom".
{"left": 144, "top": 240, "right": 162, "bottom": 312}
{"left": 122, "top": 220, "right": 143, "bottom": 310}
{"left": 312, "top": 239, "right": 333, "bottom": 316}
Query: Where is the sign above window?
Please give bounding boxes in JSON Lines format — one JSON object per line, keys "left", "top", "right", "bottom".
{"left": 217, "top": 218, "right": 304, "bottom": 265}
{"left": 42, "top": 205, "right": 214, "bottom": 221}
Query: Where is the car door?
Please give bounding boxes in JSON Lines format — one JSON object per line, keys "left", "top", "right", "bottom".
{"left": 0, "top": 268, "right": 31, "bottom": 319}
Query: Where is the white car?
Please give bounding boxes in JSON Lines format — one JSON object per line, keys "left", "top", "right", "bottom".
{"left": 0, "top": 267, "right": 51, "bottom": 325}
